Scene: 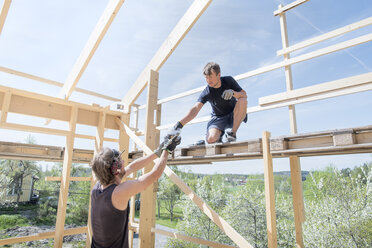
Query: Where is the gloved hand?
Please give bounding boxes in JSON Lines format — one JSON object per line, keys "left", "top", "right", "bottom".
{"left": 166, "top": 121, "right": 183, "bottom": 139}
{"left": 162, "top": 135, "right": 182, "bottom": 153}
{"left": 154, "top": 141, "right": 165, "bottom": 157}
{"left": 221, "top": 89, "right": 234, "bottom": 100}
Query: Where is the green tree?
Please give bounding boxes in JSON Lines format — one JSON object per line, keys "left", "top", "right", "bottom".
{"left": 303, "top": 166, "right": 372, "bottom": 248}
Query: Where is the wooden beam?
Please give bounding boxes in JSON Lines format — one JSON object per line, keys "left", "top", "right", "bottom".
{"left": 122, "top": 0, "right": 213, "bottom": 112}
{"left": 59, "top": 0, "right": 126, "bottom": 100}
{"left": 0, "top": 0, "right": 11, "bottom": 36}
{"left": 277, "top": 16, "right": 372, "bottom": 56}
{"left": 45, "top": 176, "right": 91, "bottom": 181}
{"left": 235, "top": 33, "right": 372, "bottom": 81}
{"left": 117, "top": 119, "right": 253, "bottom": 248}
{"left": 259, "top": 72, "right": 372, "bottom": 106}
{"left": 0, "top": 66, "right": 120, "bottom": 102}
{"left": 0, "top": 90, "right": 11, "bottom": 123}
{"left": 274, "top": 0, "right": 309, "bottom": 16}
{"left": 152, "top": 228, "right": 236, "bottom": 248}
{"left": 139, "top": 70, "right": 159, "bottom": 248}
{"left": 0, "top": 227, "right": 87, "bottom": 246}
{"left": 289, "top": 156, "right": 305, "bottom": 247}
{"left": 262, "top": 131, "right": 277, "bottom": 248}
{"left": 0, "top": 85, "right": 122, "bottom": 130}
{"left": 54, "top": 106, "right": 78, "bottom": 248}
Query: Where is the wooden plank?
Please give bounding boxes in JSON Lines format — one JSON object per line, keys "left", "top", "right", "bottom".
{"left": 152, "top": 228, "right": 236, "bottom": 248}
{"left": 0, "top": 66, "right": 120, "bottom": 101}
{"left": 274, "top": 0, "right": 309, "bottom": 16}
{"left": 0, "top": 90, "right": 11, "bottom": 123}
{"left": 59, "top": 0, "right": 126, "bottom": 100}
{"left": 0, "top": 0, "right": 11, "bottom": 35}
{"left": 54, "top": 106, "right": 78, "bottom": 248}
{"left": 260, "top": 72, "right": 372, "bottom": 106}
{"left": 122, "top": 0, "right": 213, "bottom": 112}
{"left": 289, "top": 156, "right": 305, "bottom": 248}
{"left": 235, "top": 33, "right": 372, "bottom": 81}
{"left": 118, "top": 119, "right": 253, "bottom": 248}
{"left": 0, "top": 227, "right": 87, "bottom": 246}
{"left": 45, "top": 176, "right": 91, "bottom": 182}
{"left": 262, "top": 131, "right": 277, "bottom": 248}
{"left": 0, "top": 85, "right": 122, "bottom": 130}
{"left": 277, "top": 16, "right": 372, "bottom": 55}
{"left": 139, "top": 70, "right": 159, "bottom": 248}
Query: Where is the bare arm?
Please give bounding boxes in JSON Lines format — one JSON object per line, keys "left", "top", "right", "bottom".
{"left": 179, "top": 102, "right": 204, "bottom": 126}
{"left": 112, "top": 150, "right": 169, "bottom": 210}
{"left": 124, "top": 152, "right": 158, "bottom": 176}
{"left": 233, "top": 89, "right": 247, "bottom": 99}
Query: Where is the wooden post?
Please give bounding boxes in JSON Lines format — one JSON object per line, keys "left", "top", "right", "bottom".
{"left": 118, "top": 114, "right": 132, "bottom": 247}
{"left": 86, "top": 111, "right": 106, "bottom": 247}
{"left": 262, "top": 131, "right": 277, "bottom": 248}
{"left": 54, "top": 106, "right": 78, "bottom": 247}
{"left": 138, "top": 70, "right": 159, "bottom": 248}
{"left": 0, "top": 90, "right": 11, "bottom": 123}
{"left": 278, "top": 5, "right": 305, "bottom": 247}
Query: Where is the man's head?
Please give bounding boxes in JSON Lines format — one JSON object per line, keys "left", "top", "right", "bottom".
{"left": 203, "top": 62, "right": 221, "bottom": 88}
{"left": 91, "top": 147, "right": 125, "bottom": 186}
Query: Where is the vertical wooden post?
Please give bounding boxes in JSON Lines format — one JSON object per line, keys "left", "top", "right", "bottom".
{"left": 138, "top": 70, "right": 159, "bottom": 248}
{"left": 54, "top": 106, "right": 78, "bottom": 248}
{"left": 262, "top": 131, "right": 277, "bottom": 248}
{"left": 278, "top": 5, "right": 305, "bottom": 247}
{"left": 118, "top": 114, "right": 132, "bottom": 247}
{"left": 86, "top": 111, "right": 106, "bottom": 247}
{"left": 0, "top": 90, "right": 11, "bottom": 123}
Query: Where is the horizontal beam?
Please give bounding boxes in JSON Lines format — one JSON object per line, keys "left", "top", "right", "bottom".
{"left": 0, "top": 85, "right": 122, "bottom": 130}
{"left": 45, "top": 176, "right": 91, "bottom": 181}
{"left": 0, "top": 226, "right": 87, "bottom": 246}
{"left": 0, "top": 141, "right": 93, "bottom": 163}
{"left": 259, "top": 72, "right": 372, "bottom": 106}
{"left": 152, "top": 228, "right": 236, "bottom": 248}
{"left": 277, "top": 16, "right": 372, "bottom": 56}
{"left": 122, "top": 0, "right": 212, "bottom": 112}
{"left": 273, "top": 0, "right": 309, "bottom": 16}
{"left": 0, "top": 66, "right": 121, "bottom": 102}
{"left": 235, "top": 33, "right": 372, "bottom": 81}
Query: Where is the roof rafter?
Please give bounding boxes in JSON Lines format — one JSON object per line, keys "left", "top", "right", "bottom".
{"left": 59, "top": 0, "right": 126, "bottom": 100}
{"left": 0, "top": 0, "right": 12, "bottom": 35}
{"left": 121, "top": 0, "right": 213, "bottom": 113}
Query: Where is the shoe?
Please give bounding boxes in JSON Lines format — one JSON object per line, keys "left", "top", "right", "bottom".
{"left": 225, "top": 130, "right": 236, "bottom": 142}
{"left": 193, "top": 140, "right": 205, "bottom": 146}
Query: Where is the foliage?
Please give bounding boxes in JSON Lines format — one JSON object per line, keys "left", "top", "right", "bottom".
{"left": 0, "top": 214, "right": 29, "bottom": 230}
{"left": 303, "top": 165, "right": 372, "bottom": 248}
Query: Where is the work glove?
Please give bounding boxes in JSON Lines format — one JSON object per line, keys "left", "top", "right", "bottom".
{"left": 221, "top": 89, "right": 234, "bottom": 100}
{"left": 163, "top": 135, "right": 182, "bottom": 154}
{"left": 154, "top": 141, "right": 165, "bottom": 157}
{"left": 166, "top": 121, "right": 183, "bottom": 139}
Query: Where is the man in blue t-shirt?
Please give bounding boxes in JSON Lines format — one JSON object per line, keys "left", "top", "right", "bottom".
{"left": 168, "top": 62, "right": 247, "bottom": 143}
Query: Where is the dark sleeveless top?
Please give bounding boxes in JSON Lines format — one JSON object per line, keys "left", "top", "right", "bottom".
{"left": 91, "top": 183, "right": 129, "bottom": 248}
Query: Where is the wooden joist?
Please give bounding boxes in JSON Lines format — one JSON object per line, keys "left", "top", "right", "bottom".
{"left": 2, "top": 125, "right": 372, "bottom": 164}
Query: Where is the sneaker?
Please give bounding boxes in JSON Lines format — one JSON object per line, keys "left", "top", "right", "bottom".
{"left": 193, "top": 140, "right": 205, "bottom": 146}
{"left": 225, "top": 130, "right": 236, "bottom": 142}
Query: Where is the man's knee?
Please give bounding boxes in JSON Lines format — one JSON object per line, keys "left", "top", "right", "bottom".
{"left": 206, "top": 135, "right": 219, "bottom": 144}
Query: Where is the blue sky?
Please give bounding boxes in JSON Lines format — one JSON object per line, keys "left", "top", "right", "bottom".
{"left": 0, "top": 0, "right": 371, "bottom": 174}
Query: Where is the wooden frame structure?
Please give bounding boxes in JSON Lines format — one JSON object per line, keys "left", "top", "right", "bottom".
{"left": 0, "top": 0, "right": 371, "bottom": 247}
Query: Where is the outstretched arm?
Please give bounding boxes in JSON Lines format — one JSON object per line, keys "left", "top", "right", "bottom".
{"left": 124, "top": 152, "right": 158, "bottom": 176}
{"left": 112, "top": 150, "right": 169, "bottom": 209}
{"left": 179, "top": 102, "right": 204, "bottom": 126}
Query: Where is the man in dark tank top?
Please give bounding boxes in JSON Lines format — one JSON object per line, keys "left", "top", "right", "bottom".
{"left": 90, "top": 135, "right": 181, "bottom": 248}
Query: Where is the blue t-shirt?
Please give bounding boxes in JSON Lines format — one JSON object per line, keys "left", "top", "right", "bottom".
{"left": 197, "top": 76, "right": 243, "bottom": 117}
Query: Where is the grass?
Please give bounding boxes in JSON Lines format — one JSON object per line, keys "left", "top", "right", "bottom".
{"left": 0, "top": 214, "right": 29, "bottom": 230}
{"left": 134, "top": 204, "right": 183, "bottom": 229}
